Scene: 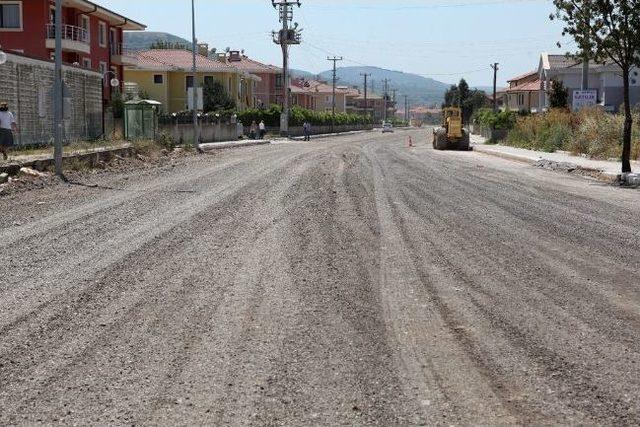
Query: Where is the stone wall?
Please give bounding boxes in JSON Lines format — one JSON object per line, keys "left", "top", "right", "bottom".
{"left": 0, "top": 53, "right": 103, "bottom": 146}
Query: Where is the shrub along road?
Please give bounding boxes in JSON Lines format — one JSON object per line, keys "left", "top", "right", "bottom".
{"left": 0, "top": 130, "right": 639, "bottom": 425}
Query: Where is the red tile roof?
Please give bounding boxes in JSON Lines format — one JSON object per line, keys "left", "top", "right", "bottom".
{"left": 507, "top": 80, "right": 541, "bottom": 92}
{"left": 134, "top": 49, "right": 239, "bottom": 72}
{"left": 225, "top": 55, "right": 281, "bottom": 74}
{"left": 507, "top": 70, "right": 538, "bottom": 83}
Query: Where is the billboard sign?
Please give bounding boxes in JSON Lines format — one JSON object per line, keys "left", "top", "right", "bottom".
{"left": 573, "top": 90, "right": 597, "bottom": 110}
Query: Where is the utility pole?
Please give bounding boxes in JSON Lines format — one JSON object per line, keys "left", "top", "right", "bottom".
{"left": 53, "top": 0, "right": 63, "bottom": 176}
{"left": 581, "top": 0, "right": 591, "bottom": 91}
{"left": 404, "top": 95, "right": 409, "bottom": 123}
{"left": 382, "top": 79, "right": 390, "bottom": 122}
{"left": 327, "top": 56, "right": 343, "bottom": 132}
{"left": 272, "top": 0, "right": 302, "bottom": 137}
{"left": 191, "top": 0, "right": 200, "bottom": 152}
{"left": 360, "top": 73, "right": 371, "bottom": 121}
{"left": 491, "top": 63, "right": 499, "bottom": 112}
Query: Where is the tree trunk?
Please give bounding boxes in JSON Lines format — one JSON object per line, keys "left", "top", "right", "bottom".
{"left": 621, "top": 67, "right": 633, "bottom": 174}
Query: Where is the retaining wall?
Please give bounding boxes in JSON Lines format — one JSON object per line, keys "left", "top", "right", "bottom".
{"left": 0, "top": 52, "right": 103, "bottom": 146}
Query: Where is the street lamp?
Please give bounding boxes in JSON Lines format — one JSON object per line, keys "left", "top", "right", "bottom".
{"left": 101, "top": 70, "right": 120, "bottom": 139}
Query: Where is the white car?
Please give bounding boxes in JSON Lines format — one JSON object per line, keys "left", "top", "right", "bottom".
{"left": 382, "top": 123, "right": 394, "bottom": 133}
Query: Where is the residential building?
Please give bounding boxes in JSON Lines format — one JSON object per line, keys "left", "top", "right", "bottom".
{"left": 345, "top": 90, "right": 393, "bottom": 122}
{"left": 290, "top": 78, "right": 348, "bottom": 113}
{"left": 124, "top": 49, "right": 260, "bottom": 113}
{"left": 216, "top": 50, "right": 283, "bottom": 108}
{"left": 0, "top": 0, "right": 145, "bottom": 102}
{"left": 504, "top": 71, "right": 541, "bottom": 112}
{"left": 538, "top": 52, "right": 640, "bottom": 112}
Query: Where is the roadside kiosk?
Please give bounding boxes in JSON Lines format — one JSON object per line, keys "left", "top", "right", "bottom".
{"left": 123, "top": 99, "right": 161, "bottom": 140}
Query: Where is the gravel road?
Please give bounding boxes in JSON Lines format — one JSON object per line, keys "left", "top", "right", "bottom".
{"left": 1, "top": 129, "right": 639, "bottom": 425}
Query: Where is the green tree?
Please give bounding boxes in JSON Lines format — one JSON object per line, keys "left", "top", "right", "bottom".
{"left": 548, "top": 79, "right": 569, "bottom": 109}
{"left": 444, "top": 79, "right": 486, "bottom": 122}
{"left": 552, "top": 0, "right": 640, "bottom": 173}
{"left": 203, "top": 79, "right": 235, "bottom": 112}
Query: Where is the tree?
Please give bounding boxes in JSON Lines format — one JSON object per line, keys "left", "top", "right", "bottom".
{"left": 552, "top": 0, "right": 640, "bottom": 173}
{"left": 548, "top": 79, "right": 569, "bottom": 109}
{"left": 443, "top": 79, "right": 486, "bottom": 122}
{"left": 202, "top": 79, "right": 235, "bottom": 112}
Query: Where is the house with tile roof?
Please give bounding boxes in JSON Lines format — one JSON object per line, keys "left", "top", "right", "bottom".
{"left": 504, "top": 71, "right": 541, "bottom": 113}
{"left": 538, "top": 53, "right": 640, "bottom": 112}
{"left": 124, "top": 49, "right": 260, "bottom": 113}
{"left": 290, "top": 78, "right": 349, "bottom": 113}
{"left": 216, "top": 50, "right": 283, "bottom": 108}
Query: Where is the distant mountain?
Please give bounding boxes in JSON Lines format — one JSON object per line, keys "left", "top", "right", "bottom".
{"left": 124, "top": 31, "right": 191, "bottom": 50}
{"left": 306, "top": 66, "right": 452, "bottom": 106}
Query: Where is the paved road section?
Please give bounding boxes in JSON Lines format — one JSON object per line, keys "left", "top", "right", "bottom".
{"left": 1, "top": 130, "right": 639, "bottom": 425}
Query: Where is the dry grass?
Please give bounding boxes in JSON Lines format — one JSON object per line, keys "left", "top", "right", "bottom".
{"left": 506, "top": 108, "right": 640, "bottom": 160}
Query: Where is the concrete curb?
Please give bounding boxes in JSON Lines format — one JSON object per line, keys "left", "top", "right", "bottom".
{"left": 473, "top": 144, "right": 620, "bottom": 183}
{"left": 199, "top": 139, "right": 271, "bottom": 151}
{"left": 0, "top": 144, "right": 135, "bottom": 175}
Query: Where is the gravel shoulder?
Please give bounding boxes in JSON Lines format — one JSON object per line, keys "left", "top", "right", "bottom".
{"left": 1, "top": 129, "right": 639, "bottom": 425}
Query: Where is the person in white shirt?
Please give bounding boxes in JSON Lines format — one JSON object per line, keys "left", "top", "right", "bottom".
{"left": 258, "top": 120, "right": 266, "bottom": 139}
{"left": 0, "top": 101, "right": 18, "bottom": 160}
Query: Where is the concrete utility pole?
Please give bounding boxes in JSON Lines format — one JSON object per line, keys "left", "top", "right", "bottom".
{"left": 382, "top": 79, "right": 390, "bottom": 122}
{"left": 272, "top": 0, "right": 302, "bottom": 137}
{"left": 360, "top": 73, "right": 371, "bottom": 120}
{"left": 327, "top": 56, "right": 343, "bottom": 132}
{"left": 53, "top": 0, "right": 63, "bottom": 176}
{"left": 191, "top": 0, "right": 200, "bottom": 151}
{"left": 581, "top": 0, "right": 591, "bottom": 90}
{"left": 491, "top": 63, "right": 499, "bottom": 112}
{"left": 404, "top": 95, "right": 409, "bottom": 123}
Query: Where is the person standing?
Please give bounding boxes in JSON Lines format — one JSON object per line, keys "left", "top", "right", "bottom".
{"left": 303, "top": 121, "right": 311, "bottom": 141}
{"left": 0, "top": 102, "right": 18, "bottom": 160}
{"left": 249, "top": 120, "right": 257, "bottom": 140}
{"left": 258, "top": 120, "right": 266, "bottom": 139}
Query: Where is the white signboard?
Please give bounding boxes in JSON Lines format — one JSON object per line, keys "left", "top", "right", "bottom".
{"left": 573, "top": 90, "right": 597, "bottom": 110}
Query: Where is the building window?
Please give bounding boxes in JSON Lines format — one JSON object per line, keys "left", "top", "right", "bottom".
{"left": 204, "top": 76, "right": 214, "bottom": 86}
{"left": 0, "top": 1, "right": 22, "bottom": 30}
{"left": 98, "top": 22, "right": 107, "bottom": 47}
{"left": 154, "top": 74, "right": 164, "bottom": 84}
{"left": 80, "top": 15, "right": 90, "bottom": 42}
{"left": 186, "top": 75, "right": 195, "bottom": 90}
{"left": 109, "top": 28, "right": 117, "bottom": 54}
{"left": 82, "top": 58, "right": 91, "bottom": 69}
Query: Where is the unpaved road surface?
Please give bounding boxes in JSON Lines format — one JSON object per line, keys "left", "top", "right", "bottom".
{"left": 1, "top": 129, "right": 639, "bottom": 425}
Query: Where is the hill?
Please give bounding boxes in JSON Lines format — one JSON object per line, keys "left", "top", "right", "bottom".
{"left": 124, "top": 31, "right": 191, "bottom": 50}
{"left": 310, "top": 66, "right": 451, "bottom": 106}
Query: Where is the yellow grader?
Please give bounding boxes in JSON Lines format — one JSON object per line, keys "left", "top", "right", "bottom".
{"left": 432, "top": 107, "right": 471, "bottom": 151}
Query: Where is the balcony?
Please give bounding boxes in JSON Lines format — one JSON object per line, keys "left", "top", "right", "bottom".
{"left": 110, "top": 44, "right": 138, "bottom": 66}
{"left": 45, "top": 24, "right": 90, "bottom": 55}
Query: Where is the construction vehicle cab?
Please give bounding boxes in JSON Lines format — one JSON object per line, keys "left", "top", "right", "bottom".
{"left": 432, "top": 107, "right": 471, "bottom": 151}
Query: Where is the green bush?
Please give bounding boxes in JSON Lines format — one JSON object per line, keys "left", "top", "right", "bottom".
{"left": 473, "top": 109, "right": 517, "bottom": 130}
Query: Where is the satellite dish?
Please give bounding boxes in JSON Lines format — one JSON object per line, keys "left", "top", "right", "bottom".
{"left": 110, "top": 78, "right": 120, "bottom": 88}
{"left": 0, "top": 50, "right": 6, "bottom": 65}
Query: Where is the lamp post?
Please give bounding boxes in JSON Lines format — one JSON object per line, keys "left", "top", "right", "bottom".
{"left": 191, "top": 0, "right": 201, "bottom": 152}
{"left": 53, "top": 0, "right": 63, "bottom": 177}
{"left": 101, "top": 71, "right": 120, "bottom": 139}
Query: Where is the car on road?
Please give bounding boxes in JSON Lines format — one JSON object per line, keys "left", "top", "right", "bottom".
{"left": 382, "top": 122, "right": 394, "bottom": 133}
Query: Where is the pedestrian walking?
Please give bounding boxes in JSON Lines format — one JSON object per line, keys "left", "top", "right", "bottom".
{"left": 259, "top": 120, "right": 266, "bottom": 139}
{"left": 303, "top": 121, "right": 311, "bottom": 141}
{"left": 249, "top": 120, "right": 257, "bottom": 140}
{"left": 0, "top": 102, "right": 18, "bottom": 160}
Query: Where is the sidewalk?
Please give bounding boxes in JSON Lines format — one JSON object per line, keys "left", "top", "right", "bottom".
{"left": 471, "top": 134, "right": 638, "bottom": 183}
{"left": 199, "top": 139, "right": 270, "bottom": 151}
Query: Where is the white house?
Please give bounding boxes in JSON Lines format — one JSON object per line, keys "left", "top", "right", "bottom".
{"left": 538, "top": 53, "right": 640, "bottom": 112}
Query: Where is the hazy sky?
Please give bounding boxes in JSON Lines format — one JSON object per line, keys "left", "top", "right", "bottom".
{"left": 108, "top": 0, "right": 574, "bottom": 87}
